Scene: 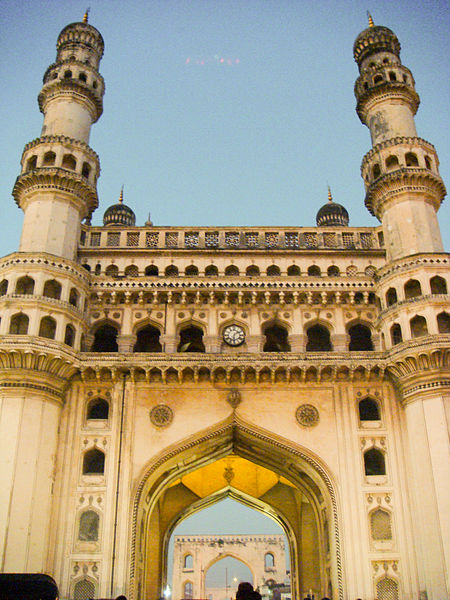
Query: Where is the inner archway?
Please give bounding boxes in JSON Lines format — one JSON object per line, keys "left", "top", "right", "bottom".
{"left": 131, "top": 416, "right": 342, "bottom": 600}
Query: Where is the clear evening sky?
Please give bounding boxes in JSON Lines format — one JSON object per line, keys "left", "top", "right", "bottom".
{"left": 0, "top": 0, "right": 448, "bottom": 257}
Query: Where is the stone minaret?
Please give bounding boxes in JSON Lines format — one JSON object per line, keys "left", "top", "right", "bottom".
{"left": 354, "top": 17, "right": 449, "bottom": 600}
{"left": 0, "top": 14, "right": 103, "bottom": 573}
{"left": 13, "top": 12, "right": 104, "bottom": 260}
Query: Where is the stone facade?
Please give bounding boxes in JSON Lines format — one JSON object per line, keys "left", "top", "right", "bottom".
{"left": 0, "top": 15, "right": 448, "bottom": 600}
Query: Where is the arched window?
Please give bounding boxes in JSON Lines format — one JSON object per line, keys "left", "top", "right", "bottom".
{"left": 105, "top": 264, "right": 119, "bottom": 277}
{"left": 372, "top": 163, "right": 381, "bottom": 179}
{"left": 266, "top": 265, "right": 281, "bottom": 276}
{"left": 307, "top": 265, "right": 321, "bottom": 277}
{"left": 82, "top": 263, "right": 91, "bottom": 271}
{"left": 265, "top": 552, "right": 275, "bottom": 569}
{"left": 92, "top": 323, "right": 119, "bottom": 352}
{"left": 385, "top": 155, "right": 399, "bottom": 170}
{"left": 430, "top": 275, "right": 447, "bottom": 295}
{"left": 94, "top": 264, "right": 101, "bottom": 275}
{"left": 43, "top": 279, "right": 62, "bottom": 299}
{"left": 376, "top": 577, "right": 399, "bottom": 600}
{"left": 62, "top": 154, "right": 77, "bottom": 170}
{"left": 69, "top": 288, "right": 79, "bottom": 307}
{"left": 83, "top": 448, "right": 105, "bottom": 475}
{"left": 410, "top": 315, "right": 428, "bottom": 338}
{"left": 39, "top": 316, "right": 57, "bottom": 339}
{"left": 246, "top": 265, "right": 260, "bottom": 277}
{"left": 184, "top": 582, "right": 193, "bottom": 600}
{"left": 405, "top": 152, "right": 419, "bottom": 167}
{"left": 386, "top": 287, "right": 397, "bottom": 306}
{"left": 185, "top": 265, "right": 199, "bottom": 276}
{"left": 348, "top": 324, "right": 374, "bottom": 351}
{"left": 134, "top": 325, "right": 162, "bottom": 352}
{"left": 364, "top": 448, "right": 386, "bottom": 476}
{"left": 327, "top": 265, "right": 340, "bottom": 277}
{"left": 287, "top": 265, "right": 301, "bottom": 276}
{"left": 183, "top": 554, "right": 193, "bottom": 569}
{"left": 437, "top": 312, "right": 450, "bottom": 333}
{"left": 205, "top": 265, "right": 218, "bottom": 276}
{"left": 78, "top": 72, "right": 87, "bottom": 83}
{"left": 16, "top": 276, "right": 35, "bottom": 295}
{"left": 225, "top": 265, "right": 239, "bottom": 276}
{"left": 178, "top": 325, "right": 205, "bottom": 352}
{"left": 388, "top": 71, "right": 397, "bottom": 81}
{"left": 81, "top": 162, "right": 91, "bottom": 178}
{"left": 78, "top": 510, "right": 99, "bottom": 541}
{"left": 73, "top": 579, "right": 95, "bottom": 600}
{"left": 371, "top": 509, "right": 392, "bottom": 541}
{"left": 390, "top": 323, "right": 403, "bottom": 345}
{"left": 43, "top": 151, "right": 56, "bottom": 166}
{"left": 165, "top": 265, "right": 179, "bottom": 277}
{"left": 27, "top": 155, "right": 37, "bottom": 170}
{"left": 424, "top": 155, "right": 432, "bottom": 169}
{"left": 63, "top": 70, "right": 72, "bottom": 79}
{"left": 145, "top": 265, "right": 159, "bottom": 276}
{"left": 64, "top": 324, "right": 75, "bottom": 347}
{"left": 359, "top": 397, "right": 380, "bottom": 421}
{"left": 373, "top": 74, "right": 383, "bottom": 84}
{"left": 0, "top": 279, "right": 8, "bottom": 295}
{"left": 306, "top": 324, "right": 332, "bottom": 351}
{"left": 124, "top": 265, "right": 139, "bottom": 277}
{"left": 9, "top": 313, "right": 29, "bottom": 334}
{"left": 87, "top": 398, "right": 109, "bottom": 420}
{"left": 263, "top": 323, "right": 290, "bottom": 352}
{"left": 404, "top": 279, "right": 421, "bottom": 299}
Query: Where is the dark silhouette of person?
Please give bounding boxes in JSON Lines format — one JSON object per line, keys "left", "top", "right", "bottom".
{"left": 248, "top": 591, "right": 262, "bottom": 600}
{"left": 236, "top": 582, "right": 254, "bottom": 600}
{"left": 116, "top": 596, "right": 127, "bottom": 600}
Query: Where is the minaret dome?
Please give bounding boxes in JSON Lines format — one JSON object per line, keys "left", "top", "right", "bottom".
{"left": 103, "top": 188, "right": 136, "bottom": 226}
{"left": 316, "top": 188, "right": 349, "bottom": 227}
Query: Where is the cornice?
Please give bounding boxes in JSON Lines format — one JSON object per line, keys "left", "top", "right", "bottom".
{"left": 22, "top": 135, "right": 100, "bottom": 166}
{"left": 376, "top": 293, "right": 449, "bottom": 324}
{"left": 356, "top": 84, "right": 419, "bottom": 123}
{"left": 0, "top": 252, "right": 92, "bottom": 286}
{"left": 376, "top": 253, "right": 450, "bottom": 281}
{"left": 361, "top": 137, "right": 436, "bottom": 172}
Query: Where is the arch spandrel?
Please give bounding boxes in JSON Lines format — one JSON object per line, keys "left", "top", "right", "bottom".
{"left": 130, "top": 414, "right": 343, "bottom": 600}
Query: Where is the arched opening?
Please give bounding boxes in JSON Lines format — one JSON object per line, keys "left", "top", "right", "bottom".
{"left": 124, "top": 265, "right": 139, "bottom": 277}
{"left": 263, "top": 323, "right": 290, "bottom": 352}
{"left": 69, "top": 288, "right": 79, "bottom": 307}
{"left": 62, "top": 154, "right": 77, "bottom": 170}
{"left": 145, "top": 265, "right": 159, "bottom": 276}
{"left": 265, "top": 552, "right": 275, "bottom": 569}
{"left": 246, "top": 265, "right": 260, "bottom": 277}
{"left": 370, "top": 509, "right": 392, "bottom": 541}
{"left": 81, "top": 162, "right": 91, "bottom": 179}
{"left": 359, "top": 398, "right": 380, "bottom": 422}
{"left": 364, "top": 448, "right": 386, "bottom": 476}
{"left": 39, "top": 316, "right": 57, "bottom": 340}
{"left": 185, "top": 265, "right": 199, "bottom": 277}
{"left": 306, "top": 324, "right": 332, "bottom": 352}
{"left": 376, "top": 577, "right": 399, "bottom": 600}
{"left": 26, "top": 155, "right": 37, "bottom": 171}
{"left": 165, "top": 265, "right": 179, "bottom": 277}
{"left": 43, "top": 151, "right": 56, "bottom": 166}
{"left": 43, "top": 279, "right": 62, "bottom": 300}
{"left": 82, "top": 448, "right": 105, "bottom": 475}
{"left": 404, "top": 279, "right": 422, "bottom": 299}
{"left": 348, "top": 324, "right": 374, "bottom": 351}
{"left": 134, "top": 325, "right": 162, "bottom": 352}
{"left": 183, "top": 581, "right": 193, "bottom": 599}
{"left": 410, "top": 315, "right": 428, "bottom": 338}
{"left": 9, "top": 313, "right": 29, "bottom": 335}
{"left": 388, "top": 71, "right": 397, "bottom": 81}
{"left": 87, "top": 397, "right": 109, "bottom": 420}
{"left": 373, "top": 74, "right": 383, "bottom": 84}
{"left": 78, "top": 72, "right": 87, "bottom": 83}
{"left": 105, "top": 264, "right": 119, "bottom": 277}
{"left": 385, "top": 155, "right": 399, "bottom": 170}
{"left": 205, "top": 556, "right": 254, "bottom": 597}
{"left": 134, "top": 418, "right": 339, "bottom": 600}
{"left": 16, "top": 276, "right": 35, "bottom": 295}
{"left": 405, "top": 152, "right": 419, "bottom": 167}
{"left": 372, "top": 164, "right": 381, "bottom": 179}
{"left": 205, "top": 265, "right": 219, "bottom": 277}
{"left": 437, "top": 312, "right": 450, "bottom": 333}
{"left": 386, "top": 287, "right": 397, "bottom": 306}
{"left": 225, "top": 265, "right": 240, "bottom": 276}
{"left": 94, "top": 264, "right": 101, "bottom": 275}
{"left": 287, "top": 265, "right": 301, "bottom": 276}
{"left": 178, "top": 325, "right": 205, "bottom": 352}
{"left": 327, "top": 266, "right": 339, "bottom": 277}
{"left": 63, "top": 70, "right": 72, "bottom": 79}
{"left": 92, "top": 323, "right": 119, "bottom": 352}
{"left": 390, "top": 323, "right": 403, "bottom": 346}
{"left": 0, "top": 279, "right": 8, "bottom": 296}
{"left": 78, "top": 510, "right": 99, "bottom": 542}
{"left": 430, "top": 275, "right": 447, "bottom": 295}
{"left": 183, "top": 554, "right": 193, "bottom": 569}
{"left": 73, "top": 579, "right": 95, "bottom": 600}
{"left": 267, "top": 265, "right": 281, "bottom": 277}
{"left": 424, "top": 155, "right": 432, "bottom": 170}
{"left": 307, "top": 265, "right": 321, "bottom": 277}
{"left": 64, "top": 324, "right": 75, "bottom": 347}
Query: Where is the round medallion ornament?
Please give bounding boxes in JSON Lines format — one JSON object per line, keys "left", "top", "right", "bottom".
{"left": 223, "top": 324, "right": 245, "bottom": 346}
{"left": 150, "top": 404, "right": 173, "bottom": 428}
{"left": 296, "top": 404, "right": 320, "bottom": 427}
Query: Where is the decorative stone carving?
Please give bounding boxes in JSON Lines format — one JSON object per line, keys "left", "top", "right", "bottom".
{"left": 296, "top": 404, "right": 320, "bottom": 427}
{"left": 149, "top": 404, "right": 173, "bottom": 428}
{"left": 226, "top": 388, "right": 242, "bottom": 408}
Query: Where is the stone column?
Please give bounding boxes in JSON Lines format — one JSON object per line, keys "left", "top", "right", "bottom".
{"left": 160, "top": 334, "right": 178, "bottom": 353}
{"left": 331, "top": 333, "right": 349, "bottom": 352}
{"left": 204, "top": 335, "right": 221, "bottom": 353}
{"left": 290, "top": 334, "right": 306, "bottom": 352}
{"left": 117, "top": 334, "right": 136, "bottom": 353}
{"left": 247, "top": 335, "right": 265, "bottom": 352}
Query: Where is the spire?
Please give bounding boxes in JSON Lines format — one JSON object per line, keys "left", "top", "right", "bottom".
{"left": 83, "top": 8, "right": 90, "bottom": 23}
{"left": 367, "top": 11, "right": 374, "bottom": 27}
{"left": 119, "top": 185, "right": 124, "bottom": 203}
{"left": 327, "top": 185, "right": 333, "bottom": 202}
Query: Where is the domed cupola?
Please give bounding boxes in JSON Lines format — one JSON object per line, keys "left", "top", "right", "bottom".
{"left": 103, "top": 187, "right": 136, "bottom": 226}
{"left": 353, "top": 13, "right": 400, "bottom": 66}
{"left": 316, "top": 187, "right": 349, "bottom": 227}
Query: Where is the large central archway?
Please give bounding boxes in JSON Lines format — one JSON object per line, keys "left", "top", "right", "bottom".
{"left": 129, "top": 416, "right": 342, "bottom": 600}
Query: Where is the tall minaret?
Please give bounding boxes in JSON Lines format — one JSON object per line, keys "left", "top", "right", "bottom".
{"left": 13, "top": 11, "right": 104, "bottom": 259}
{"left": 354, "top": 16, "right": 446, "bottom": 261}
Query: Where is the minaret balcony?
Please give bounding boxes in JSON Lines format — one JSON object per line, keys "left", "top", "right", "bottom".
{"left": 43, "top": 59, "right": 104, "bottom": 98}
{"left": 356, "top": 82, "right": 419, "bottom": 124}
{"left": 355, "top": 63, "right": 415, "bottom": 101}
{"left": 38, "top": 77, "right": 103, "bottom": 123}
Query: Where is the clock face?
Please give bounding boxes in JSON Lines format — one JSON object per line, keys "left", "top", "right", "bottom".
{"left": 223, "top": 324, "right": 245, "bottom": 347}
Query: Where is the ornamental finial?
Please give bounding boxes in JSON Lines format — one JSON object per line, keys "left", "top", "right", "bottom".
{"left": 83, "top": 8, "right": 90, "bottom": 23}
{"left": 119, "top": 185, "right": 124, "bottom": 203}
{"left": 367, "top": 11, "right": 374, "bottom": 27}
{"left": 327, "top": 185, "right": 333, "bottom": 202}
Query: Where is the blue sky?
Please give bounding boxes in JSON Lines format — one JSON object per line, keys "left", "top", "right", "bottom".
{"left": 0, "top": 0, "right": 448, "bottom": 257}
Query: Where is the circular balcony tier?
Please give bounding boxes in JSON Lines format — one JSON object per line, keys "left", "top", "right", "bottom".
{"left": 38, "top": 78, "right": 103, "bottom": 122}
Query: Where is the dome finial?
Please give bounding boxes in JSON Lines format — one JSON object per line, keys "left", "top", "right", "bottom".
{"left": 119, "top": 185, "right": 124, "bottom": 203}
{"left": 367, "top": 11, "right": 374, "bottom": 27}
{"left": 327, "top": 184, "right": 333, "bottom": 202}
{"left": 83, "top": 8, "right": 90, "bottom": 23}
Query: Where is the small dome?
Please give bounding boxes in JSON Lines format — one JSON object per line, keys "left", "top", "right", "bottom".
{"left": 353, "top": 25, "right": 400, "bottom": 65}
{"left": 316, "top": 189, "right": 349, "bottom": 227}
{"left": 103, "top": 188, "right": 136, "bottom": 227}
